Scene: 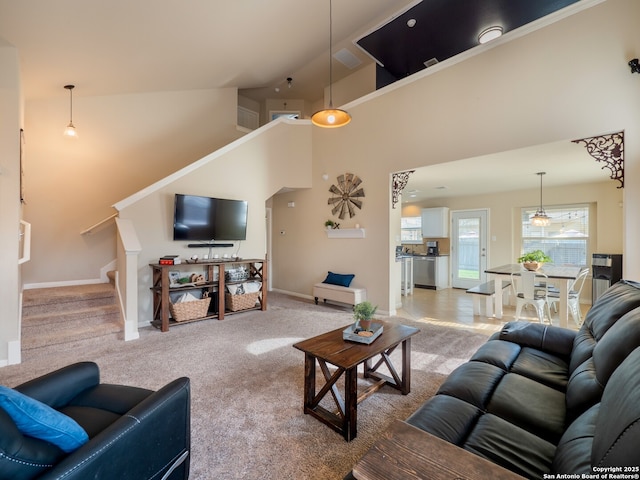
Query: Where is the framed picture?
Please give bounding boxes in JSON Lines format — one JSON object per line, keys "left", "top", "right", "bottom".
{"left": 169, "top": 271, "right": 181, "bottom": 286}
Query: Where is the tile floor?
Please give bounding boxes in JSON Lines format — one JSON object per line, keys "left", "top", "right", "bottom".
{"left": 397, "top": 287, "right": 587, "bottom": 332}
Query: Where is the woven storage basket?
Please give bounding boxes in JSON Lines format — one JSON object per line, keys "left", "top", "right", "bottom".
{"left": 225, "top": 292, "right": 260, "bottom": 312}
{"left": 170, "top": 296, "right": 211, "bottom": 322}
{"left": 225, "top": 269, "right": 249, "bottom": 282}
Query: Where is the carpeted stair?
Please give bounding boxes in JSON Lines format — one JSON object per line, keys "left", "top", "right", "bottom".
{"left": 21, "top": 283, "right": 123, "bottom": 351}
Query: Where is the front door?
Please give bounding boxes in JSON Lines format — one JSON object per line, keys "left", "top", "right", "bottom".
{"left": 451, "top": 209, "right": 488, "bottom": 289}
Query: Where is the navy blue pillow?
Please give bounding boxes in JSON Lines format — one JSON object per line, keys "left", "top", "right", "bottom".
{"left": 323, "top": 271, "right": 355, "bottom": 287}
{"left": 0, "top": 385, "right": 88, "bottom": 453}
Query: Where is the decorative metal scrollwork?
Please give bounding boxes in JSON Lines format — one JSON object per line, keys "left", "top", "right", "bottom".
{"left": 328, "top": 173, "right": 365, "bottom": 219}
{"left": 572, "top": 132, "right": 624, "bottom": 188}
{"left": 391, "top": 170, "right": 415, "bottom": 208}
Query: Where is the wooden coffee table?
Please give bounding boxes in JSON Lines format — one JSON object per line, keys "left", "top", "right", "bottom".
{"left": 353, "top": 420, "right": 524, "bottom": 479}
{"left": 292, "top": 321, "right": 419, "bottom": 441}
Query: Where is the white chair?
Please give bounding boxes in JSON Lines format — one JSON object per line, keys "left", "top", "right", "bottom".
{"left": 547, "top": 267, "right": 589, "bottom": 327}
{"left": 512, "top": 271, "right": 552, "bottom": 324}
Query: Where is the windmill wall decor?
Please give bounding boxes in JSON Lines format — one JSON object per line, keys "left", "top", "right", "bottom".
{"left": 328, "top": 173, "right": 365, "bottom": 219}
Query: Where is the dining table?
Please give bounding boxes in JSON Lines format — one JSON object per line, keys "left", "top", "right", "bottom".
{"left": 485, "top": 264, "right": 584, "bottom": 329}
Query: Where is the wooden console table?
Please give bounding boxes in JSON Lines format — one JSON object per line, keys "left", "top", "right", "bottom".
{"left": 352, "top": 420, "right": 524, "bottom": 479}
{"left": 150, "top": 258, "right": 267, "bottom": 332}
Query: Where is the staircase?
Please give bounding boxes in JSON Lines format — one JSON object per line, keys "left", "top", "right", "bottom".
{"left": 21, "top": 283, "right": 123, "bottom": 351}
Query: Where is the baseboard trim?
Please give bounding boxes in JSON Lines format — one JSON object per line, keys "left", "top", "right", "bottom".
{"left": 271, "top": 288, "right": 392, "bottom": 316}
{"left": 24, "top": 278, "right": 105, "bottom": 290}
{"left": 8, "top": 340, "right": 21, "bottom": 365}
{"left": 100, "top": 259, "right": 117, "bottom": 283}
{"left": 270, "top": 288, "right": 313, "bottom": 301}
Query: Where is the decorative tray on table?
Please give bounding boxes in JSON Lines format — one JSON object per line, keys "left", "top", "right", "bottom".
{"left": 343, "top": 323, "right": 384, "bottom": 344}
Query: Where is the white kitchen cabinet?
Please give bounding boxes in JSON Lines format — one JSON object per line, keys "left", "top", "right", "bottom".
{"left": 421, "top": 207, "right": 449, "bottom": 238}
{"left": 435, "top": 256, "right": 449, "bottom": 289}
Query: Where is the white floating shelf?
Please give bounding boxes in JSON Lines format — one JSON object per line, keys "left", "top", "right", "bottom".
{"left": 326, "top": 228, "right": 366, "bottom": 239}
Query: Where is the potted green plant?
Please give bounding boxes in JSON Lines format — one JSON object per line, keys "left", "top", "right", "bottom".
{"left": 324, "top": 219, "right": 335, "bottom": 229}
{"left": 517, "top": 250, "right": 552, "bottom": 271}
{"left": 353, "top": 301, "right": 377, "bottom": 331}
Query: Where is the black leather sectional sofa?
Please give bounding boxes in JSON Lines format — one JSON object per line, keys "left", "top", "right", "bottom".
{"left": 354, "top": 279, "right": 640, "bottom": 479}
{"left": 0, "top": 362, "right": 190, "bottom": 480}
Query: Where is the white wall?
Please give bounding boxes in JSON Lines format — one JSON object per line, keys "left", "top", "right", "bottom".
{"left": 117, "top": 119, "right": 313, "bottom": 325}
{"left": 0, "top": 44, "right": 22, "bottom": 365}
{"left": 270, "top": 0, "right": 640, "bottom": 314}
{"left": 330, "top": 62, "right": 377, "bottom": 110}
{"left": 22, "top": 88, "right": 242, "bottom": 286}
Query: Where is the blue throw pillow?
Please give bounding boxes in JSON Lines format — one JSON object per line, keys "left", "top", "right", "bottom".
{"left": 323, "top": 271, "right": 355, "bottom": 287}
{"left": 0, "top": 386, "right": 88, "bottom": 453}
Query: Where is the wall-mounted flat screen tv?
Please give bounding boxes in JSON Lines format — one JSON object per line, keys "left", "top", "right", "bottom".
{"left": 173, "top": 194, "right": 248, "bottom": 241}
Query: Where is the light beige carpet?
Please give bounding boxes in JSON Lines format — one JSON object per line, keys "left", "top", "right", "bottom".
{"left": 0, "top": 293, "right": 498, "bottom": 480}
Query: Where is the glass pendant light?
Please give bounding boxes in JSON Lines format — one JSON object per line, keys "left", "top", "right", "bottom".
{"left": 311, "top": 0, "right": 351, "bottom": 128}
{"left": 530, "top": 172, "right": 550, "bottom": 226}
{"left": 63, "top": 85, "right": 78, "bottom": 138}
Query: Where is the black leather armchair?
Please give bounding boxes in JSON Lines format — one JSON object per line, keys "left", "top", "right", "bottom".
{"left": 1, "top": 362, "right": 190, "bottom": 480}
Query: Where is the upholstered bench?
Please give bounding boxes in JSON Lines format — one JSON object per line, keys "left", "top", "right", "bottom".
{"left": 313, "top": 271, "right": 366, "bottom": 307}
{"left": 313, "top": 282, "right": 367, "bottom": 306}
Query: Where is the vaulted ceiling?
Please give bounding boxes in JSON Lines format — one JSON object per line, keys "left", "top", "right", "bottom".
{"left": 0, "top": 0, "right": 582, "bottom": 104}
{"left": 0, "top": 0, "right": 413, "bottom": 101}
{"left": 1, "top": 1, "right": 611, "bottom": 198}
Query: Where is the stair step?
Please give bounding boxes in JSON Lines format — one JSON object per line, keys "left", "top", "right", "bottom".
{"left": 23, "top": 284, "right": 117, "bottom": 317}
{"left": 22, "top": 322, "right": 122, "bottom": 351}
{"left": 21, "top": 283, "right": 123, "bottom": 351}
{"left": 22, "top": 305, "right": 121, "bottom": 328}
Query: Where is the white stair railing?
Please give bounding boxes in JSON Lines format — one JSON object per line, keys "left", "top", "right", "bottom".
{"left": 80, "top": 212, "right": 118, "bottom": 235}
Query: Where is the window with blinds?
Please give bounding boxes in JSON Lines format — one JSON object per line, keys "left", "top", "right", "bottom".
{"left": 401, "top": 216, "right": 422, "bottom": 244}
{"left": 521, "top": 204, "right": 590, "bottom": 266}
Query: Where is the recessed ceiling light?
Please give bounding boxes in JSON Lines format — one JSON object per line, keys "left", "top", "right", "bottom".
{"left": 478, "top": 26, "right": 503, "bottom": 44}
{"left": 407, "top": 18, "right": 416, "bottom": 28}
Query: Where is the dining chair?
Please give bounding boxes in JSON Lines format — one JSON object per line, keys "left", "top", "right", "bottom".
{"left": 547, "top": 267, "right": 589, "bottom": 327}
{"left": 512, "top": 271, "right": 552, "bottom": 324}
